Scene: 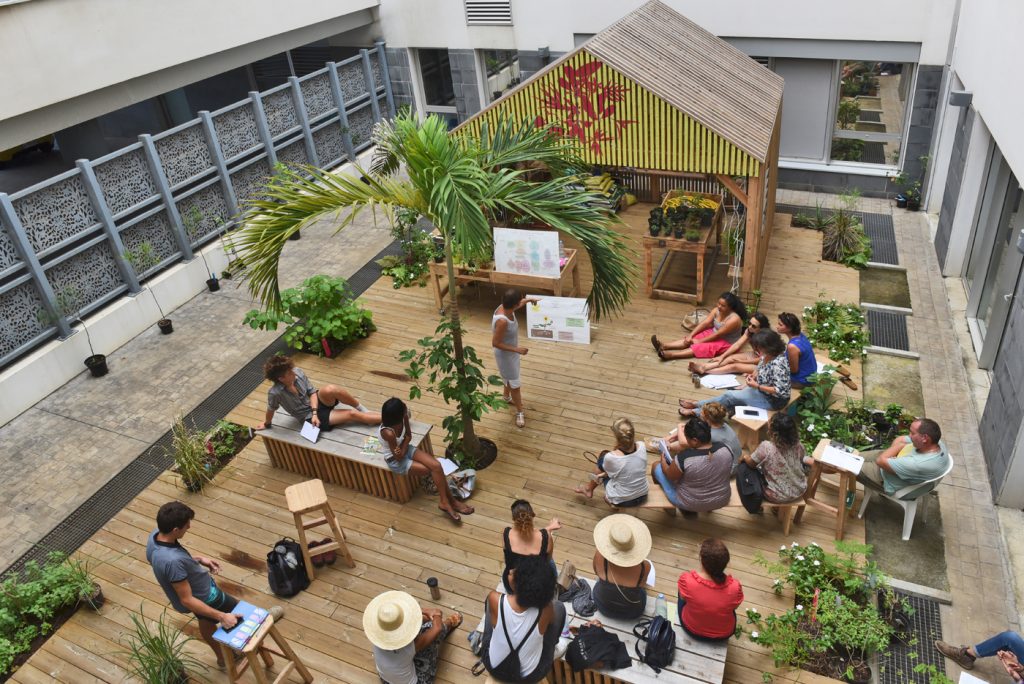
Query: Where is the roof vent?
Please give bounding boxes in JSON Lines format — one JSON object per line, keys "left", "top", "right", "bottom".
{"left": 465, "top": 0, "right": 513, "bottom": 26}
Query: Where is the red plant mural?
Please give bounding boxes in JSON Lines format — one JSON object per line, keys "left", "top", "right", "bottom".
{"left": 534, "top": 59, "right": 636, "bottom": 156}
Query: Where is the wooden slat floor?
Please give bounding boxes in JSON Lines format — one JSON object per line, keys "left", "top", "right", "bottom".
{"left": 14, "top": 204, "right": 861, "bottom": 684}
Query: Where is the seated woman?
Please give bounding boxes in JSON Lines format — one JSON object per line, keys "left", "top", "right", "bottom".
{"left": 482, "top": 555, "right": 567, "bottom": 684}
{"left": 678, "top": 330, "right": 792, "bottom": 418}
{"left": 651, "top": 292, "right": 747, "bottom": 361}
{"left": 378, "top": 398, "right": 474, "bottom": 523}
{"left": 501, "top": 500, "right": 560, "bottom": 593}
{"left": 677, "top": 539, "right": 744, "bottom": 642}
{"left": 651, "top": 418, "right": 732, "bottom": 514}
{"left": 688, "top": 313, "right": 769, "bottom": 377}
{"left": 740, "top": 413, "right": 808, "bottom": 506}
{"left": 776, "top": 312, "right": 817, "bottom": 389}
{"left": 364, "top": 590, "right": 463, "bottom": 684}
{"left": 591, "top": 514, "right": 652, "bottom": 620}
{"left": 255, "top": 354, "right": 382, "bottom": 431}
{"left": 573, "top": 418, "right": 649, "bottom": 507}
{"left": 702, "top": 402, "right": 742, "bottom": 473}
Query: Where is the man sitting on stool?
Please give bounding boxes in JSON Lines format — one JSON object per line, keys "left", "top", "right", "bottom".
{"left": 856, "top": 418, "right": 950, "bottom": 498}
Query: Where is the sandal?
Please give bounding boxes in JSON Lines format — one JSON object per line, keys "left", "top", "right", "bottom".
{"left": 650, "top": 335, "right": 662, "bottom": 352}
{"left": 657, "top": 348, "right": 667, "bottom": 361}
{"left": 439, "top": 506, "right": 462, "bottom": 523}
{"left": 839, "top": 376, "right": 859, "bottom": 390}
{"left": 455, "top": 502, "right": 475, "bottom": 516}
{"left": 515, "top": 412, "right": 526, "bottom": 428}
{"left": 835, "top": 365, "right": 852, "bottom": 377}
{"left": 443, "top": 612, "right": 465, "bottom": 632}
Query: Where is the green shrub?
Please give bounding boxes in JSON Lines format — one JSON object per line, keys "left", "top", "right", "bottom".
{"left": 822, "top": 205, "right": 872, "bottom": 269}
{"left": 802, "top": 297, "right": 868, "bottom": 364}
{"left": 377, "top": 207, "right": 435, "bottom": 288}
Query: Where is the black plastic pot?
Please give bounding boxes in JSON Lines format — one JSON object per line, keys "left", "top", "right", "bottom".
{"left": 85, "top": 354, "right": 108, "bottom": 378}
{"left": 895, "top": 194, "right": 908, "bottom": 208}
{"left": 673, "top": 228, "right": 684, "bottom": 240}
{"left": 288, "top": 230, "right": 301, "bottom": 241}
{"left": 445, "top": 437, "right": 498, "bottom": 470}
{"left": 158, "top": 319, "right": 174, "bottom": 334}
{"left": 907, "top": 198, "right": 921, "bottom": 211}
{"left": 81, "top": 582, "right": 105, "bottom": 610}
{"left": 206, "top": 277, "right": 220, "bottom": 292}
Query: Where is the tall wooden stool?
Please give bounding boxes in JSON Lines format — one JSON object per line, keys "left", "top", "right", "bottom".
{"left": 285, "top": 478, "right": 354, "bottom": 581}
{"left": 220, "top": 615, "right": 313, "bottom": 684}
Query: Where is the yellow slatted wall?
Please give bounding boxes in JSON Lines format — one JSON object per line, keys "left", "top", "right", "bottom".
{"left": 460, "top": 49, "right": 760, "bottom": 176}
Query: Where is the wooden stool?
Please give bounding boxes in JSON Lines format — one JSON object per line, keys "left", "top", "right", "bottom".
{"left": 285, "top": 478, "right": 354, "bottom": 581}
{"left": 219, "top": 615, "right": 313, "bottom": 684}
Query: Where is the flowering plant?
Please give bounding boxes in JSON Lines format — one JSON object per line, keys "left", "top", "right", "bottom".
{"left": 802, "top": 296, "right": 868, "bottom": 364}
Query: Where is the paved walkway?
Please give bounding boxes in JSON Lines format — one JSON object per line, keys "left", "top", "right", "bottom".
{"left": 0, "top": 177, "right": 393, "bottom": 572}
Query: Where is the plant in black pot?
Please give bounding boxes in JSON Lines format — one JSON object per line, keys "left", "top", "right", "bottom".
{"left": 123, "top": 242, "right": 173, "bottom": 334}
{"left": 242, "top": 274, "right": 374, "bottom": 357}
{"left": 684, "top": 228, "right": 701, "bottom": 242}
{"left": 168, "top": 415, "right": 212, "bottom": 492}
{"left": 122, "top": 605, "right": 207, "bottom": 684}
{"left": 40, "top": 286, "right": 109, "bottom": 377}
{"left": 180, "top": 206, "right": 225, "bottom": 291}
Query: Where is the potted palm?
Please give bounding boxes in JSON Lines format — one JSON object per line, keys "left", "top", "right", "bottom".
{"left": 39, "top": 286, "right": 108, "bottom": 377}
{"left": 123, "top": 241, "right": 173, "bottom": 334}
{"left": 122, "top": 606, "right": 207, "bottom": 684}
{"left": 231, "top": 112, "right": 634, "bottom": 466}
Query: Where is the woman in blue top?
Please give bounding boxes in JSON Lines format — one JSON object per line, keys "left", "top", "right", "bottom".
{"left": 776, "top": 313, "right": 816, "bottom": 388}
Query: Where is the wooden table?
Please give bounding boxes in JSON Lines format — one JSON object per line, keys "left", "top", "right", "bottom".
{"left": 551, "top": 578, "right": 727, "bottom": 684}
{"left": 642, "top": 218, "right": 723, "bottom": 304}
{"left": 427, "top": 249, "right": 581, "bottom": 312}
{"left": 793, "top": 437, "right": 860, "bottom": 541}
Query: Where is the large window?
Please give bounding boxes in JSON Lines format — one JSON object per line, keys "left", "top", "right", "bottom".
{"left": 830, "top": 61, "right": 910, "bottom": 166}
{"left": 416, "top": 49, "right": 457, "bottom": 128}
{"left": 480, "top": 49, "right": 520, "bottom": 103}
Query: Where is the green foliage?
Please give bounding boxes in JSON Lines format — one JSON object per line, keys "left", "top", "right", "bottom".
{"left": 912, "top": 663, "right": 956, "bottom": 684}
{"left": 822, "top": 194, "right": 872, "bottom": 269}
{"left": 38, "top": 286, "right": 99, "bottom": 357}
{"left": 831, "top": 138, "right": 864, "bottom": 162}
{"left": 169, "top": 415, "right": 211, "bottom": 491}
{"left": 0, "top": 552, "right": 99, "bottom": 674}
{"left": 376, "top": 207, "right": 435, "bottom": 288}
{"left": 802, "top": 296, "right": 869, "bottom": 364}
{"left": 791, "top": 213, "right": 814, "bottom": 228}
{"left": 209, "top": 419, "right": 248, "bottom": 461}
{"left": 242, "top": 275, "right": 375, "bottom": 355}
{"left": 400, "top": 318, "right": 507, "bottom": 467}
{"left": 837, "top": 99, "right": 862, "bottom": 129}
{"left": 121, "top": 607, "right": 206, "bottom": 684}
{"left": 123, "top": 241, "right": 168, "bottom": 319}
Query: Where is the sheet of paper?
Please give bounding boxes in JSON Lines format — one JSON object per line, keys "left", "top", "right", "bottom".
{"left": 700, "top": 374, "right": 741, "bottom": 389}
{"left": 646, "top": 560, "right": 656, "bottom": 587}
{"left": 820, "top": 445, "right": 864, "bottom": 474}
{"left": 436, "top": 457, "right": 459, "bottom": 476}
{"left": 735, "top": 406, "right": 768, "bottom": 421}
{"left": 525, "top": 296, "right": 591, "bottom": 344}
{"left": 958, "top": 673, "right": 990, "bottom": 684}
{"left": 300, "top": 421, "right": 320, "bottom": 444}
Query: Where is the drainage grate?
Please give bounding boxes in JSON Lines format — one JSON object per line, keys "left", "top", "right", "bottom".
{"left": 776, "top": 204, "right": 899, "bottom": 266}
{"left": 860, "top": 111, "right": 881, "bottom": 123}
{"left": 867, "top": 309, "right": 910, "bottom": 351}
{"left": 861, "top": 141, "right": 887, "bottom": 164}
{"left": 877, "top": 590, "right": 946, "bottom": 684}
{"left": 1, "top": 239, "right": 401, "bottom": 580}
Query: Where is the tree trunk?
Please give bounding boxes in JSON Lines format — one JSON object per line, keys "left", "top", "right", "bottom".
{"left": 444, "top": 238, "right": 483, "bottom": 460}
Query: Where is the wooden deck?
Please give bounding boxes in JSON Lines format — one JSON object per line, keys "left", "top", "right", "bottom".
{"left": 13, "top": 205, "right": 863, "bottom": 684}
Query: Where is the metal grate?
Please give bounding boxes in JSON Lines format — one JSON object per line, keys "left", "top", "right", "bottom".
{"left": 1, "top": 239, "right": 402, "bottom": 580}
{"left": 867, "top": 309, "right": 910, "bottom": 351}
{"left": 861, "top": 141, "right": 887, "bottom": 164}
{"left": 776, "top": 204, "right": 899, "bottom": 266}
{"left": 877, "top": 590, "right": 946, "bottom": 684}
{"left": 465, "top": 0, "right": 513, "bottom": 25}
{"left": 859, "top": 111, "right": 881, "bottom": 122}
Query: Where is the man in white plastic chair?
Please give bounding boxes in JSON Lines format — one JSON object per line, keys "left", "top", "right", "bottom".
{"left": 856, "top": 418, "right": 949, "bottom": 499}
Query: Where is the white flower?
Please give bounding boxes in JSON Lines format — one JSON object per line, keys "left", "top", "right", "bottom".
{"left": 780, "top": 545, "right": 787, "bottom": 551}
{"left": 807, "top": 424, "right": 815, "bottom": 432}
{"left": 813, "top": 560, "right": 821, "bottom": 566}
{"left": 810, "top": 541, "right": 819, "bottom": 547}
{"left": 796, "top": 555, "right": 805, "bottom": 561}
{"left": 791, "top": 542, "right": 799, "bottom": 547}
{"left": 796, "top": 604, "right": 804, "bottom": 611}
{"left": 751, "top": 631, "right": 759, "bottom": 639}
{"left": 750, "top": 609, "right": 759, "bottom": 615}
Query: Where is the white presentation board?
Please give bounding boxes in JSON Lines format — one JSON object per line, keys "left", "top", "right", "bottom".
{"left": 493, "top": 227, "right": 561, "bottom": 277}
{"left": 526, "top": 296, "right": 591, "bottom": 344}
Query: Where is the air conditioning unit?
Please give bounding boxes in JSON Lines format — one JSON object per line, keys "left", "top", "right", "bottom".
{"left": 466, "top": 0, "right": 513, "bottom": 26}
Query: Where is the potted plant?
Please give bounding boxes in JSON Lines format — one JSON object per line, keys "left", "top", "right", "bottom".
{"left": 180, "top": 207, "right": 224, "bottom": 292}
{"left": 242, "top": 274, "right": 374, "bottom": 357}
{"left": 40, "top": 286, "right": 109, "bottom": 377}
{"left": 168, "top": 415, "right": 211, "bottom": 492}
{"left": 122, "top": 606, "right": 207, "bottom": 684}
{"left": 64, "top": 554, "right": 105, "bottom": 610}
{"left": 684, "top": 228, "right": 701, "bottom": 242}
{"left": 123, "top": 242, "right": 173, "bottom": 334}
{"left": 231, "top": 112, "right": 633, "bottom": 468}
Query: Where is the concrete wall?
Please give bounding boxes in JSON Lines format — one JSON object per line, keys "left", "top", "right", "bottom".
{"left": 934, "top": 106, "right": 973, "bottom": 268}
{"left": 384, "top": 48, "right": 417, "bottom": 111}
{"left": 904, "top": 65, "right": 944, "bottom": 193}
{"left": 0, "top": 0, "right": 378, "bottom": 149}
{"left": 448, "top": 49, "right": 482, "bottom": 122}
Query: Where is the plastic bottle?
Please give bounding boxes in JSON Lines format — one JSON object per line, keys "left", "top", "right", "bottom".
{"left": 655, "top": 593, "right": 668, "bottom": 619}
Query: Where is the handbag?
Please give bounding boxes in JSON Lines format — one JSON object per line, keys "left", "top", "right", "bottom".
{"left": 735, "top": 461, "right": 768, "bottom": 513}
{"left": 681, "top": 307, "right": 710, "bottom": 331}
{"left": 447, "top": 469, "right": 476, "bottom": 500}
{"left": 556, "top": 559, "right": 577, "bottom": 592}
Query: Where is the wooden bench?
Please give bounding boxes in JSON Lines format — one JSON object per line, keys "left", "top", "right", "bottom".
{"left": 257, "top": 409, "right": 434, "bottom": 503}
{"left": 614, "top": 479, "right": 801, "bottom": 535}
{"left": 552, "top": 577, "right": 727, "bottom": 683}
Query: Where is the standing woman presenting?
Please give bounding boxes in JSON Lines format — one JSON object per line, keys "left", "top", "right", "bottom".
{"left": 493, "top": 288, "right": 539, "bottom": 428}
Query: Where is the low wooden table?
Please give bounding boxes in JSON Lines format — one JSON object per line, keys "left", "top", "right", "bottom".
{"left": 257, "top": 409, "right": 433, "bottom": 503}
{"left": 552, "top": 578, "right": 727, "bottom": 683}
{"left": 793, "top": 437, "right": 860, "bottom": 541}
{"left": 427, "top": 249, "right": 581, "bottom": 312}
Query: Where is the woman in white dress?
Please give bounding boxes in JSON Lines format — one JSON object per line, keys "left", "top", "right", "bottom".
{"left": 492, "top": 288, "right": 539, "bottom": 428}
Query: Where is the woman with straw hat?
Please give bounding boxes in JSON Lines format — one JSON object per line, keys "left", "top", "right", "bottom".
{"left": 364, "top": 590, "right": 463, "bottom": 684}
{"left": 591, "top": 514, "right": 653, "bottom": 620}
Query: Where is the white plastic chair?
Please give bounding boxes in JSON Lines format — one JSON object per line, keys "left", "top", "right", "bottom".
{"left": 857, "top": 457, "right": 954, "bottom": 540}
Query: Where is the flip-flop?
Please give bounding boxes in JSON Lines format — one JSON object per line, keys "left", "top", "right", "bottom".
{"left": 650, "top": 335, "right": 662, "bottom": 351}
{"left": 657, "top": 348, "right": 667, "bottom": 361}
{"left": 439, "top": 507, "right": 462, "bottom": 523}
{"left": 455, "top": 503, "right": 475, "bottom": 516}
{"left": 443, "top": 612, "right": 464, "bottom": 632}
{"left": 515, "top": 412, "right": 526, "bottom": 428}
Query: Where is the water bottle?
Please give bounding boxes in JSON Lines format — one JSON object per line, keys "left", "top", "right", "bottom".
{"left": 655, "top": 593, "right": 668, "bottom": 619}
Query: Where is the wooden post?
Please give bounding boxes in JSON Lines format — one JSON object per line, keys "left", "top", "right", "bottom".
{"left": 741, "top": 173, "right": 762, "bottom": 291}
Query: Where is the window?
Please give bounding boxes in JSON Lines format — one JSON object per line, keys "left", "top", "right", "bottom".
{"left": 416, "top": 49, "right": 458, "bottom": 129}
{"left": 480, "top": 50, "right": 520, "bottom": 103}
{"left": 830, "top": 61, "right": 910, "bottom": 166}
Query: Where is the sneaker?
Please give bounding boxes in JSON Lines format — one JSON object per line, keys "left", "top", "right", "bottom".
{"left": 934, "top": 640, "right": 975, "bottom": 670}
{"left": 269, "top": 605, "right": 285, "bottom": 621}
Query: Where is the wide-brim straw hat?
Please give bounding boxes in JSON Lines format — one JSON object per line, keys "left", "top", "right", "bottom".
{"left": 593, "top": 514, "right": 652, "bottom": 567}
{"left": 363, "top": 591, "right": 422, "bottom": 650}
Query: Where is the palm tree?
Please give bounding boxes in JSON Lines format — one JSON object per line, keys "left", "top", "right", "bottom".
{"left": 232, "top": 111, "right": 635, "bottom": 462}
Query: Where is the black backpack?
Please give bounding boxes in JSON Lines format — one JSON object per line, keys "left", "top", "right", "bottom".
{"left": 633, "top": 615, "right": 676, "bottom": 673}
{"left": 267, "top": 538, "right": 310, "bottom": 597}
{"left": 735, "top": 462, "right": 767, "bottom": 514}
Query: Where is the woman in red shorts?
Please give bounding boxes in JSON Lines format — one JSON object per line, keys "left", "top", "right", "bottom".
{"left": 652, "top": 292, "right": 747, "bottom": 361}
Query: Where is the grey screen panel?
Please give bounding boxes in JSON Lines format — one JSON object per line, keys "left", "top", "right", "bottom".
{"left": 775, "top": 58, "right": 833, "bottom": 161}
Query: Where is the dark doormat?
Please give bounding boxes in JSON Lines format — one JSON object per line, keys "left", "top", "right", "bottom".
{"left": 866, "top": 493, "right": 949, "bottom": 592}
{"left": 861, "top": 267, "right": 912, "bottom": 309}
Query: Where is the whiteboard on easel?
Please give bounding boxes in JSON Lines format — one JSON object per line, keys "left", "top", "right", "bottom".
{"left": 526, "top": 296, "right": 591, "bottom": 344}
{"left": 493, "top": 227, "right": 561, "bottom": 277}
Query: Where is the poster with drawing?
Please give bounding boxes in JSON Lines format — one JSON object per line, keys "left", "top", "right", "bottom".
{"left": 526, "top": 296, "right": 591, "bottom": 345}
{"left": 493, "top": 227, "right": 561, "bottom": 277}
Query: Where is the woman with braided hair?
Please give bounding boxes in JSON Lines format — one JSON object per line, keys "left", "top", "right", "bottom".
{"left": 500, "top": 500, "right": 560, "bottom": 593}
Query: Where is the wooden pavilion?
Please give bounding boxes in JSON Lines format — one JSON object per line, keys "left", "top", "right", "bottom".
{"left": 458, "top": 0, "right": 784, "bottom": 291}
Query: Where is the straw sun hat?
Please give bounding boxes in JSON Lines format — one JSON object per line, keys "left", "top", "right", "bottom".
{"left": 363, "top": 591, "right": 422, "bottom": 650}
{"left": 593, "top": 514, "right": 652, "bottom": 567}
